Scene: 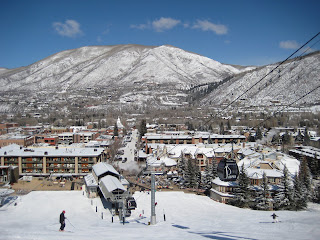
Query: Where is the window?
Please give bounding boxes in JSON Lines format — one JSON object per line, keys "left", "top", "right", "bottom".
{"left": 251, "top": 179, "right": 259, "bottom": 185}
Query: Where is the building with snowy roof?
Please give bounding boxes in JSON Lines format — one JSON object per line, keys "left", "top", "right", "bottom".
{"left": 210, "top": 148, "right": 300, "bottom": 204}
{"left": 143, "top": 133, "right": 246, "bottom": 145}
{"left": 289, "top": 146, "right": 320, "bottom": 162}
{"left": 84, "top": 162, "right": 130, "bottom": 201}
{"left": 210, "top": 177, "right": 237, "bottom": 204}
{"left": 238, "top": 151, "right": 300, "bottom": 186}
{"left": 0, "top": 134, "right": 35, "bottom": 147}
{"left": 145, "top": 143, "right": 242, "bottom": 172}
{"left": 0, "top": 144, "right": 105, "bottom": 176}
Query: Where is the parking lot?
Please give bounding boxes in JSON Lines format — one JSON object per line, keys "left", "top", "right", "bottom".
{"left": 10, "top": 176, "right": 84, "bottom": 195}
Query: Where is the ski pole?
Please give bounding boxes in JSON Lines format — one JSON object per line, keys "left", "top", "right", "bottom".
{"left": 67, "top": 218, "right": 75, "bottom": 228}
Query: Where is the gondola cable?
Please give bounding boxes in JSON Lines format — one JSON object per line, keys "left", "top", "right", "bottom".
{"left": 203, "top": 31, "right": 320, "bottom": 127}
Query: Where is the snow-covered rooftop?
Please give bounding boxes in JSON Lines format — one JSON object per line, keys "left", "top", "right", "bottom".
{"left": 0, "top": 144, "right": 104, "bottom": 157}
{"left": 84, "top": 173, "right": 98, "bottom": 187}
{"left": 92, "top": 162, "right": 119, "bottom": 178}
{"left": 99, "top": 175, "right": 126, "bottom": 192}
{"left": 212, "top": 177, "right": 238, "bottom": 187}
{"left": 246, "top": 168, "right": 283, "bottom": 179}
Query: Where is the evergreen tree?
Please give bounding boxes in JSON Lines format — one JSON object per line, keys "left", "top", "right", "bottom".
{"left": 113, "top": 122, "right": 118, "bottom": 137}
{"left": 299, "top": 157, "right": 312, "bottom": 200}
{"left": 227, "top": 120, "right": 231, "bottom": 130}
{"left": 292, "top": 173, "right": 307, "bottom": 210}
{"left": 178, "top": 151, "right": 186, "bottom": 174}
{"left": 211, "top": 157, "right": 218, "bottom": 179}
{"left": 220, "top": 122, "right": 225, "bottom": 135}
{"left": 255, "top": 172, "right": 271, "bottom": 210}
{"left": 195, "top": 165, "right": 202, "bottom": 189}
{"left": 186, "top": 121, "right": 194, "bottom": 131}
{"left": 256, "top": 127, "right": 262, "bottom": 140}
{"left": 274, "top": 165, "right": 293, "bottom": 210}
{"left": 139, "top": 119, "right": 147, "bottom": 139}
{"left": 309, "top": 152, "right": 319, "bottom": 178}
{"left": 271, "top": 133, "right": 280, "bottom": 144}
{"left": 185, "top": 158, "right": 197, "bottom": 188}
{"left": 296, "top": 129, "right": 303, "bottom": 143}
{"left": 282, "top": 130, "right": 290, "bottom": 144}
{"left": 202, "top": 161, "right": 213, "bottom": 191}
{"left": 313, "top": 184, "right": 320, "bottom": 203}
{"left": 303, "top": 128, "right": 310, "bottom": 146}
{"left": 231, "top": 164, "right": 251, "bottom": 208}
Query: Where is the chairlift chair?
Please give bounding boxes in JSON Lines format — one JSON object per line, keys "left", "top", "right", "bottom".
{"left": 217, "top": 157, "right": 239, "bottom": 181}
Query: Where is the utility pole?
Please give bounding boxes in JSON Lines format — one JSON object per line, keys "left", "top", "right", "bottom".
{"left": 150, "top": 173, "right": 156, "bottom": 225}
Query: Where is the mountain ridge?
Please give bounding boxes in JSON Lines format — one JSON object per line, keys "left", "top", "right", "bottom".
{"left": 0, "top": 45, "right": 319, "bottom": 113}
{"left": 0, "top": 44, "right": 243, "bottom": 92}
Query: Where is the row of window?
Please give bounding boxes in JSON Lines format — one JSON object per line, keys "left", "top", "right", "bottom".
{"left": 3, "top": 157, "right": 95, "bottom": 163}
{"left": 22, "top": 169, "right": 90, "bottom": 173}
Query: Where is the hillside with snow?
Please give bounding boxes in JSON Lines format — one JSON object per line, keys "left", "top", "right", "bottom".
{"left": 0, "top": 45, "right": 240, "bottom": 92}
{"left": 1, "top": 191, "right": 320, "bottom": 240}
{"left": 200, "top": 51, "right": 320, "bottom": 109}
{"left": 0, "top": 45, "right": 319, "bottom": 112}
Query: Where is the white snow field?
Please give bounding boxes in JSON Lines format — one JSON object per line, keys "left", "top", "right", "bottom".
{"left": 1, "top": 190, "right": 320, "bottom": 240}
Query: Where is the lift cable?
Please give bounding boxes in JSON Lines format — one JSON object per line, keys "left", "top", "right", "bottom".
{"left": 203, "top": 31, "right": 320, "bottom": 126}
{"left": 252, "top": 83, "right": 320, "bottom": 130}
{"left": 145, "top": 32, "right": 320, "bottom": 169}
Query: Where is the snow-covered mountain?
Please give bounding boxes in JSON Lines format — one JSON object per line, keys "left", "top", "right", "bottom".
{"left": 0, "top": 45, "right": 241, "bottom": 92}
{"left": 200, "top": 51, "right": 320, "bottom": 109}
{"left": 0, "top": 45, "right": 319, "bottom": 112}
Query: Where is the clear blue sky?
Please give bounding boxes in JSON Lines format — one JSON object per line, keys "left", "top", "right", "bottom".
{"left": 1, "top": 0, "right": 319, "bottom": 69}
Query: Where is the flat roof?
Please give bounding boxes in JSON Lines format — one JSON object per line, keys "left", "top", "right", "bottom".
{"left": 0, "top": 144, "right": 104, "bottom": 157}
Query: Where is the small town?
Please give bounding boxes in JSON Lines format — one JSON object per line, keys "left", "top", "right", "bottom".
{"left": 1, "top": 116, "right": 319, "bottom": 212}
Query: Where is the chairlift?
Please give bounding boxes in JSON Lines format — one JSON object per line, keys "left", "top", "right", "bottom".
{"left": 127, "top": 197, "right": 137, "bottom": 210}
{"left": 217, "top": 157, "right": 239, "bottom": 181}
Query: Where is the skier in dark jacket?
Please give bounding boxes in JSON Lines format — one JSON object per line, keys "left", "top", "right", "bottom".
{"left": 59, "top": 210, "right": 66, "bottom": 231}
{"left": 271, "top": 213, "right": 278, "bottom": 223}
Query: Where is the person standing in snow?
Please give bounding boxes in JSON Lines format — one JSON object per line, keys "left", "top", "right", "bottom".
{"left": 59, "top": 210, "right": 66, "bottom": 231}
{"left": 271, "top": 213, "right": 278, "bottom": 223}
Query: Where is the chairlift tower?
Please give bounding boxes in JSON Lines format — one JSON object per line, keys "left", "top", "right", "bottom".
{"left": 150, "top": 172, "right": 156, "bottom": 225}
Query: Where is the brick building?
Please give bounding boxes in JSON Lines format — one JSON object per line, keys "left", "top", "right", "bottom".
{"left": 0, "top": 134, "right": 35, "bottom": 147}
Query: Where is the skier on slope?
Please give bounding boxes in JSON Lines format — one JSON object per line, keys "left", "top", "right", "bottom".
{"left": 271, "top": 213, "right": 278, "bottom": 223}
{"left": 59, "top": 210, "right": 66, "bottom": 231}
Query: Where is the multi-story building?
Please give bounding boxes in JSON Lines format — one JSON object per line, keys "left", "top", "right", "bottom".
{"left": 0, "top": 123, "right": 19, "bottom": 135}
{"left": 0, "top": 144, "right": 105, "bottom": 176}
{"left": 57, "top": 131, "right": 99, "bottom": 145}
{"left": 45, "top": 127, "right": 72, "bottom": 134}
{"left": 0, "top": 134, "right": 35, "bottom": 147}
{"left": 289, "top": 146, "right": 320, "bottom": 163}
{"left": 74, "top": 132, "right": 99, "bottom": 143}
{"left": 35, "top": 135, "right": 59, "bottom": 146}
{"left": 143, "top": 133, "right": 246, "bottom": 145}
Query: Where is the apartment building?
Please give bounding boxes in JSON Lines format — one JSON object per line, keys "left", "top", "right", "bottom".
{"left": 143, "top": 133, "right": 246, "bottom": 145}
{"left": 0, "top": 144, "right": 105, "bottom": 176}
{"left": 0, "top": 134, "right": 35, "bottom": 147}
